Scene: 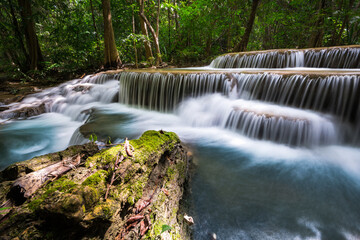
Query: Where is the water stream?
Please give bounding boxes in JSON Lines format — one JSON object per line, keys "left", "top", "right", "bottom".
{"left": 1, "top": 47, "right": 360, "bottom": 239}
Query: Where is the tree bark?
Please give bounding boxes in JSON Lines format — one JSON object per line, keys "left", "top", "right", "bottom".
{"left": 139, "top": 17, "right": 154, "bottom": 62}
{"left": 173, "top": 0, "right": 179, "bottom": 31}
{"left": 8, "top": 0, "right": 30, "bottom": 70}
{"left": 308, "top": 0, "right": 326, "bottom": 48}
{"left": 18, "top": 0, "right": 43, "bottom": 70}
{"left": 89, "top": 0, "right": 100, "bottom": 52}
{"left": 139, "top": 0, "right": 162, "bottom": 65}
{"left": 132, "top": 4, "right": 138, "bottom": 68}
{"left": 233, "top": 0, "right": 260, "bottom": 52}
{"left": 101, "top": 0, "right": 121, "bottom": 68}
{"left": 138, "top": 0, "right": 153, "bottom": 62}
{"left": 8, "top": 155, "right": 83, "bottom": 205}
{"left": 168, "top": 0, "right": 171, "bottom": 52}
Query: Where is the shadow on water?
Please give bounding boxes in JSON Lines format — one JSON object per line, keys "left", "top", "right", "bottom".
{"left": 191, "top": 144, "right": 360, "bottom": 239}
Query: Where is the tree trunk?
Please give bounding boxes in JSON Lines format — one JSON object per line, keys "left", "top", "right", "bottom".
{"left": 168, "top": 0, "right": 171, "bottom": 52}
{"left": 132, "top": 4, "right": 138, "bottom": 68}
{"left": 308, "top": 0, "right": 326, "bottom": 48}
{"left": 18, "top": 0, "right": 43, "bottom": 70}
{"left": 8, "top": 0, "right": 29, "bottom": 70}
{"left": 138, "top": 2, "right": 153, "bottom": 63}
{"left": 331, "top": 0, "right": 355, "bottom": 46}
{"left": 8, "top": 155, "right": 83, "bottom": 205}
{"left": 139, "top": 16, "right": 153, "bottom": 62}
{"left": 0, "top": 131, "right": 191, "bottom": 239}
{"left": 233, "top": 0, "right": 260, "bottom": 52}
{"left": 89, "top": 0, "right": 100, "bottom": 52}
{"left": 173, "top": 0, "right": 179, "bottom": 31}
{"left": 139, "top": 0, "right": 162, "bottom": 65}
{"left": 101, "top": 0, "right": 121, "bottom": 68}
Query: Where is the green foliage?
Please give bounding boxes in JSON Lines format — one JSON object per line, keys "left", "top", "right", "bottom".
{"left": 161, "top": 224, "right": 172, "bottom": 234}
{"left": 0, "top": 207, "right": 11, "bottom": 213}
{"left": 1, "top": 0, "right": 359, "bottom": 77}
{"left": 89, "top": 133, "right": 98, "bottom": 143}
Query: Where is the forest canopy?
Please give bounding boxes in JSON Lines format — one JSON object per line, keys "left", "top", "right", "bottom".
{"left": 0, "top": 0, "right": 359, "bottom": 79}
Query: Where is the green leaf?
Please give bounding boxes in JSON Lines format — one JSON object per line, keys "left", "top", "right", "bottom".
{"left": 0, "top": 207, "right": 11, "bottom": 212}
{"left": 161, "top": 224, "right": 172, "bottom": 234}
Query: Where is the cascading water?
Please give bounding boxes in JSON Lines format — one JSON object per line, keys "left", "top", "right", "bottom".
{"left": 210, "top": 46, "right": 360, "bottom": 69}
{"left": 0, "top": 74, "right": 119, "bottom": 168}
{"left": 1, "top": 46, "right": 360, "bottom": 239}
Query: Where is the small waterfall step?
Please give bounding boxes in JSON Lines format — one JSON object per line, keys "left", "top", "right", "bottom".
{"left": 0, "top": 74, "right": 120, "bottom": 122}
{"left": 117, "top": 70, "right": 360, "bottom": 124}
{"left": 178, "top": 95, "right": 337, "bottom": 147}
{"left": 116, "top": 69, "right": 360, "bottom": 145}
{"left": 210, "top": 45, "right": 360, "bottom": 69}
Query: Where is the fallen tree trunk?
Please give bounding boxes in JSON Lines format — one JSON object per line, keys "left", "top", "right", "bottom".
{"left": 8, "top": 154, "right": 83, "bottom": 205}
{"left": 0, "top": 130, "right": 192, "bottom": 240}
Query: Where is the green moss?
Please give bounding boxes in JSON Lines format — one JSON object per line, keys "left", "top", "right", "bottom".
{"left": 132, "top": 181, "right": 144, "bottom": 203}
{"left": 130, "top": 131, "right": 180, "bottom": 164}
{"left": 127, "top": 195, "right": 135, "bottom": 205}
{"left": 47, "top": 176, "right": 77, "bottom": 193}
{"left": 91, "top": 200, "right": 115, "bottom": 220}
{"left": 27, "top": 176, "right": 76, "bottom": 212}
{"left": 176, "top": 161, "right": 186, "bottom": 180}
{"left": 86, "top": 145, "right": 122, "bottom": 167}
{"left": 152, "top": 219, "right": 167, "bottom": 236}
{"left": 79, "top": 186, "right": 100, "bottom": 210}
{"left": 82, "top": 170, "right": 108, "bottom": 188}
{"left": 172, "top": 206, "right": 178, "bottom": 217}
{"left": 167, "top": 167, "right": 175, "bottom": 180}
{"left": 28, "top": 199, "right": 43, "bottom": 212}
{"left": 61, "top": 194, "right": 83, "bottom": 213}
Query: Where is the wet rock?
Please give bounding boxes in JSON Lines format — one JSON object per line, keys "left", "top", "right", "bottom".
{"left": 0, "top": 106, "right": 9, "bottom": 112}
{"left": 72, "top": 85, "right": 92, "bottom": 93}
{"left": 0, "top": 103, "right": 46, "bottom": 119}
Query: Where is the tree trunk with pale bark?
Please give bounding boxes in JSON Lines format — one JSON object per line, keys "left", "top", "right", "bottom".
{"left": 139, "top": 0, "right": 162, "bottom": 65}
{"left": 102, "top": 0, "right": 121, "bottom": 68}
{"left": 139, "top": 9, "right": 153, "bottom": 62}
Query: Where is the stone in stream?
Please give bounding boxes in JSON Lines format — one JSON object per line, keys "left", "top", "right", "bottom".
{"left": 0, "top": 102, "right": 47, "bottom": 119}
{"left": 0, "top": 130, "right": 192, "bottom": 240}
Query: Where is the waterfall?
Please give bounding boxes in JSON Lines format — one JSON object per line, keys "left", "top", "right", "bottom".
{"left": 118, "top": 71, "right": 229, "bottom": 112}
{"left": 177, "top": 95, "right": 337, "bottom": 146}
{"left": 0, "top": 74, "right": 120, "bottom": 122}
{"left": 2, "top": 46, "right": 360, "bottom": 149}
{"left": 1, "top": 46, "right": 360, "bottom": 240}
{"left": 210, "top": 46, "right": 360, "bottom": 69}
{"left": 116, "top": 69, "right": 360, "bottom": 146}
{"left": 210, "top": 50, "right": 305, "bottom": 68}
{"left": 117, "top": 71, "right": 360, "bottom": 123}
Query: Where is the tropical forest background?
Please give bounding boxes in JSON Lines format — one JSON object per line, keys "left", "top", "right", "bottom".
{"left": 0, "top": 0, "right": 359, "bottom": 81}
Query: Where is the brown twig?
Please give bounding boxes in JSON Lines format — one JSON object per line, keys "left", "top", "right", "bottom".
{"left": 105, "top": 153, "right": 124, "bottom": 199}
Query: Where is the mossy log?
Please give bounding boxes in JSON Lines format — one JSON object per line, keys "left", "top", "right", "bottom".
{"left": 0, "top": 130, "right": 192, "bottom": 240}
{"left": 8, "top": 154, "right": 83, "bottom": 205}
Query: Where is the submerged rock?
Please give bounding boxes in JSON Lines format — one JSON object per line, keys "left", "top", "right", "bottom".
{"left": 0, "top": 130, "right": 192, "bottom": 240}
{"left": 0, "top": 102, "right": 47, "bottom": 119}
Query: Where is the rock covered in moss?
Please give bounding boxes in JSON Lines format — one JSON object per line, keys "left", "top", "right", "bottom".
{"left": 0, "top": 130, "right": 192, "bottom": 240}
